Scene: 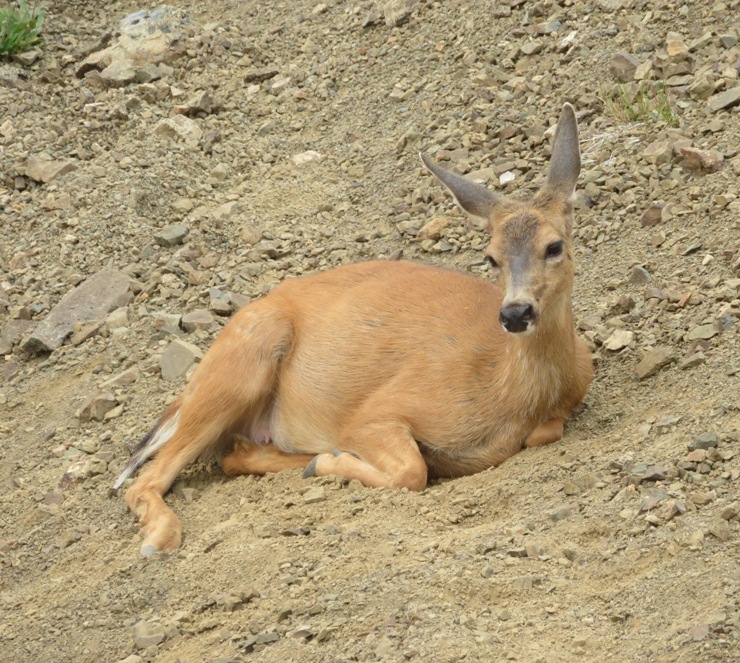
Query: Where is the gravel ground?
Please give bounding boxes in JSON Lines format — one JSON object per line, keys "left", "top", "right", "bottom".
{"left": 1, "top": 1, "right": 738, "bottom": 662}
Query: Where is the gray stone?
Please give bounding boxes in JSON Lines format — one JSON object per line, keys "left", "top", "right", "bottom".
{"left": 154, "top": 222, "right": 189, "bottom": 247}
{"left": 26, "top": 155, "right": 77, "bottom": 183}
{"left": 635, "top": 348, "right": 675, "bottom": 379}
{"left": 23, "top": 270, "right": 131, "bottom": 353}
{"left": 690, "top": 432, "right": 719, "bottom": 450}
{"left": 160, "top": 339, "right": 203, "bottom": 381}
{"left": 707, "top": 87, "right": 740, "bottom": 113}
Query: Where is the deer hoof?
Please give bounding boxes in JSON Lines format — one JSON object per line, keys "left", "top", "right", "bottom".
{"left": 302, "top": 456, "right": 319, "bottom": 478}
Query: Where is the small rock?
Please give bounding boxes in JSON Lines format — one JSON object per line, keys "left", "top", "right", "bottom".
{"left": 172, "top": 197, "right": 193, "bottom": 213}
{"left": 154, "top": 222, "right": 189, "bottom": 247}
{"left": 303, "top": 487, "right": 326, "bottom": 504}
{"left": 61, "top": 456, "right": 108, "bottom": 485}
{"left": 687, "top": 324, "right": 718, "bottom": 341}
{"left": 604, "top": 329, "right": 634, "bottom": 351}
{"left": 25, "top": 155, "right": 77, "bottom": 183}
{"left": 678, "top": 353, "right": 705, "bottom": 370}
{"left": 643, "top": 141, "right": 672, "bottom": 166}
{"left": 78, "top": 390, "right": 119, "bottom": 422}
{"left": 160, "top": 339, "right": 203, "bottom": 381}
{"left": 383, "top": 0, "right": 416, "bottom": 26}
{"left": 154, "top": 115, "right": 203, "bottom": 144}
{"left": 708, "top": 520, "right": 730, "bottom": 542}
{"left": 629, "top": 265, "right": 652, "bottom": 284}
{"left": 132, "top": 620, "right": 166, "bottom": 650}
{"left": 635, "top": 348, "right": 675, "bottom": 380}
{"left": 241, "top": 225, "right": 262, "bottom": 245}
{"left": 640, "top": 204, "right": 665, "bottom": 228}
{"left": 418, "top": 217, "right": 449, "bottom": 241}
{"left": 680, "top": 147, "right": 724, "bottom": 174}
{"left": 609, "top": 52, "right": 640, "bottom": 82}
{"left": 100, "top": 60, "right": 137, "bottom": 87}
{"left": 292, "top": 150, "right": 322, "bottom": 165}
{"left": 707, "top": 86, "right": 740, "bottom": 113}
{"left": 181, "top": 310, "right": 214, "bottom": 332}
{"left": 244, "top": 67, "right": 279, "bottom": 83}
{"left": 106, "top": 307, "right": 129, "bottom": 330}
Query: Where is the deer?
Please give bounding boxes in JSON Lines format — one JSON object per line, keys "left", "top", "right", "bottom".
{"left": 113, "top": 103, "right": 593, "bottom": 557}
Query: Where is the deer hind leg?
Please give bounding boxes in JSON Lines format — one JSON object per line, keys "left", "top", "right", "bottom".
{"left": 303, "top": 420, "right": 427, "bottom": 491}
{"left": 523, "top": 418, "right": 564, "bottom": 448}
{"left": 221, "top": 436, "right": 315, "bottom": 476}
{"left": 124, "top": 307, "right": 293, "bottom": 556}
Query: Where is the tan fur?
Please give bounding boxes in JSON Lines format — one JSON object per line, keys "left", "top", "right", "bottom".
{"left": 119, "top": 104, "right": 593, "bottom": 555}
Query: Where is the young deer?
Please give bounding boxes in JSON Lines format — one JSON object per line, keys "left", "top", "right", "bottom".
{"left": 114, "top": 104, "right": 592, "bottom": 556}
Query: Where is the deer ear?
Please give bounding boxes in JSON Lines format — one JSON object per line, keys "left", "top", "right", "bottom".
{"left": 546, "top": 103, "right": 581, "bottom": 200}
{"left": 420, "top": 153, "right": 499, "bottom": 222}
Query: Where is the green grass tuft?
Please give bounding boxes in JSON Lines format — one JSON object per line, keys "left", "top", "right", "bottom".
{"left": 0, "top": 0, "right": 45, "bottom": 56}
{"left": 599, "top": 81, "right": 679, "bottom": 128}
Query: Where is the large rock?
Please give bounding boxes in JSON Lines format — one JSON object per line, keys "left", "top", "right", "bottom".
{"left": 76, "top": 7, "right": 193, "bottom": 85}
{"left": 23, "top": 270, "right": 131, "bottom": 353}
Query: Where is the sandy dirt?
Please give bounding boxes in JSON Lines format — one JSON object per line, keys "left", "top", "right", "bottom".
{"left": 0, "top": 1, "right": 738, "bottom": 662}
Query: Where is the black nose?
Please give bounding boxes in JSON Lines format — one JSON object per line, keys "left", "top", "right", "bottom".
{"left": 499, "top": 303, "right": 536, "bottom": 333}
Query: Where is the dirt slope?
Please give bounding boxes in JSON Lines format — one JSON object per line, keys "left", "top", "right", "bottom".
{"left": 0, "top": 1, "right": 738, "bottom": 662}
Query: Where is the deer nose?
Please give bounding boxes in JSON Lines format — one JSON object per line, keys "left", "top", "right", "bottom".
{"left": 499, "top": 303, "right": 536, "bottom": 333}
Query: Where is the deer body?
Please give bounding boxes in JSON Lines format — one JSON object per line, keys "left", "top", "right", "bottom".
{"left": 116, "top": 104, "right": 593, "bottom": 556}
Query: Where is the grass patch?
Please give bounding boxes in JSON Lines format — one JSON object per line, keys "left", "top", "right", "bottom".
{"left": 0, "top": 0, "right": 44, "bottom": 56}
{"left": 599, "top": 81, "right": 679, "bottom": 128}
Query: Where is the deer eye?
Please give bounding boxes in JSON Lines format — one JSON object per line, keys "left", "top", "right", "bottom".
{"left": 485, "top": 254, "right": 500, "bottom": 269}
{"left": 545, "top": 241, "right": 564, "bottom": 259}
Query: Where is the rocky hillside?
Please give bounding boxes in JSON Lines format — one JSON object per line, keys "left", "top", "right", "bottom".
{"left": 0, "top": 1, "right": 738, "bottom": 662}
